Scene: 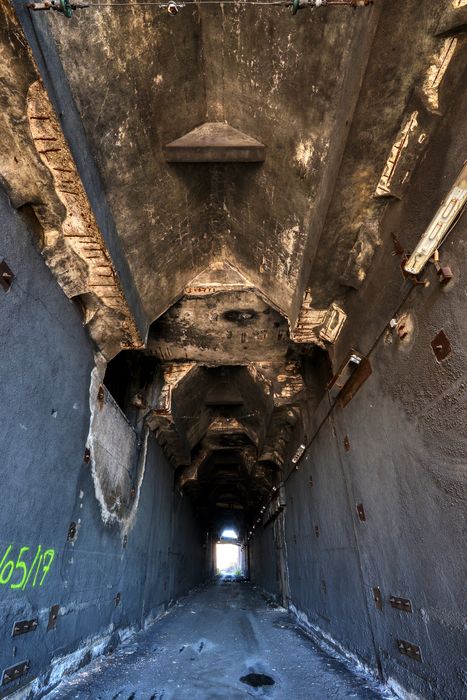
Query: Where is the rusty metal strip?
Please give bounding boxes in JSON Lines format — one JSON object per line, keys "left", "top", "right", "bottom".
{"left": 0, "top": 260, "right": 14, "bottom": 291}
{"left": 390, "top": 596, "right": 412, "bottom": 613}
{"left": 396, "top": 639, "right": 422, "bottom": 662}
{"left": 339, "top": 357, "right": 372, "bottom": 407}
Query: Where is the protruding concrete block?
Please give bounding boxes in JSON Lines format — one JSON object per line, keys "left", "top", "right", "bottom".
{"left": 435, "top": 5, "right": 467, "bottom": 36}
{"left": 164, "top": 122, "right": 265, "bottom": 163}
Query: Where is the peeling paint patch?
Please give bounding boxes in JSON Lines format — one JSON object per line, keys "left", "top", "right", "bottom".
{"left": 341, "top": 219, "right": 381, "bottom": 289}
{"left": 294, "top": 139, "right": 315, "bottom": 174}
{"left": 281, "top": 224, "right": 300, "bottom": 254}
{"left": 422, "top": 38, "right": 458, "bottom": 112}
{"left": 291, "top": 290, "right": 345, "bottom": 346}
{"left": 375, "top": 111, "right": 419, "bottom": 197}
{"left": 8, "top": 625, "right": 115, "bottom": 699}
{"left": 319, "top": 303, "right": 347, "bottom": 343}
{"left": 26, "top": 82, "right": 142, "bottom": 358}
{"left": 86, "top": 358, "right": 148, "bottom": 532}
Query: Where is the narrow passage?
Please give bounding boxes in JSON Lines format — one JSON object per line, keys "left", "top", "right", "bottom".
{"left": 45, "top": 581, "right": 390, "bottom": 700}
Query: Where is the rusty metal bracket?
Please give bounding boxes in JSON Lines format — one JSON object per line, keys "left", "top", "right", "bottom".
{"left": 397, "top": 639, "right": 422, "bottom": 662}
{"left": 47, "top": 605, "right": 60, "bottom": 631}
{"left": 356, "top": 503, "right": 366, "bottom": 522}
{"left": 431, "top": 250, "right": 453, "bottom": 285}
{"left": 0, "top": 260, "right": 14, "bottom": 291}
{"left": 373, "top": 587, "right": 383, "bottom": 610}
{"left": 12, "top": 619, "right": 38, "bottom": 637}
{"left": 391, "top": 233, "right": 406, "bottom": 258}
{"left": 401, "top": 257, "right": 429, "bottom": 286}
{"left": 433, "top": 261, "right": 453, "bottom": 285}
{"left": 391, "top": 235, "right": 429, "bottom": 286}
{"left": 2, "top": 661, "right": 30, "bottom": 685}
{"left": 431, "top": 329, "right": 451, "bottom": 362}
{"left": 327, "top": 350, "right": 363, "bottom": 400}
{"left": 390, "top": 596, "right": 412, "bottom": 613}
{"left": 67, "top": 521, "right": 77, "bottom": 541}
{"left": 339, "top": 356, "right": 372, "bottom": 407}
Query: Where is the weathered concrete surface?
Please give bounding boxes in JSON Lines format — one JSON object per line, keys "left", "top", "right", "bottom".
{"left": 0, "top": 188, "right": 205, "bottom": 698}
{"left": 0, "top": 1, "right": 146, "bottom": 358}
{"left": 1, "top": 1, "right": 466, "bottom": 698}
{"left": 249, "top": 526, "right": 280, "bottom": 601}
{"left": 87, "top": 383, "right": 138, "bottom": 523}
{"left": 42, "top": 581, "right": 390, "bottom": 700}
{"left": 249, "top": 37, "right": 467, "bottom": 700}
{"left": 10, "top": 0, "right": 148, "bottom": 342}
{"left": 309, "top": 0, "right": 465, "bottom": 308}
{"left": 147, "top": 288, "right": 290, "bottom": 364}
{"left": 29, "top": 0, "right": 384, "bottom": 325}
{"left": 40, "top": 3, "right": 211, "bottom": 324}
{"left": 201, "top": 1, "right": 382, "bottom": 324}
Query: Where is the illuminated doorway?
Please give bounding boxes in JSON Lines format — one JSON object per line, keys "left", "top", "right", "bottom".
{"left": 216, "top": 529, "right": 242, "bottom": 575}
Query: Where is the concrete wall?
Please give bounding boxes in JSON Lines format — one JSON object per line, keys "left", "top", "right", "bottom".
{"left": 200, "top": 2, "right": 381, "bottom": 323}
{"left": 0, "top": 188, "right": 206, "bottom": 698}
{"left": 249, "top": 523, "right": 279, "bottom": 599}
{"left": 249, "top": 50, "right": 467, "bottom": 700}
{"left": 35, "top": 3, "right": 211, "bottom": 324}
{"left": 281, "top": 253, "right": 466, "bottom": 699}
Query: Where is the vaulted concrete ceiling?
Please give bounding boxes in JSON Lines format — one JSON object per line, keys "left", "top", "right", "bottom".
{"left": 42, "top": 0, "right": 385, "bottom": 325}
{"left": 2, "top": 0, "right": 465, "bottom": 537}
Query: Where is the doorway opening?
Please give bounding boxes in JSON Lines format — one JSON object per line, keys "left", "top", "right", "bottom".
{"left": 216, "top": 529, "right": 243, "bottom": 577}
{"left": 216, "top": 542, "right": 241, "bottom": 576}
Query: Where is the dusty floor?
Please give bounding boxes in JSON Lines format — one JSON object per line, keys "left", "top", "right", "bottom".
{"left": 44, "top": 580, "right": 391, "bottom": 700}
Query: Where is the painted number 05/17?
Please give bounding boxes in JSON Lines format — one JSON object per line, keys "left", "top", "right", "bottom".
{"left": 0, "top": 545, "right": 55, "bottom": 590}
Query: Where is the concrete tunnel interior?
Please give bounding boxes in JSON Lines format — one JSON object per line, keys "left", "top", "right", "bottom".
{"left": 0, "top": 0, "right": 466, "bottom": 698}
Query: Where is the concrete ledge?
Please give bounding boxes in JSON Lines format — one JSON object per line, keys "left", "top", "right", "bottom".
{"left": 435, "top": 6, "right": 467, "bottom": 36}
{"left": 164, "top": 122, "right": 266, "bottom": 163}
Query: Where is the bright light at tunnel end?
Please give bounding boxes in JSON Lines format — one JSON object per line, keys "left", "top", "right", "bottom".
{"left": 220, "top": 528, "right": 238, "bottom": 540}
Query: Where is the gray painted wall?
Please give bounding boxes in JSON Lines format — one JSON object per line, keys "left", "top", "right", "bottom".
{"left": 1, "top": 20, "right": 465, "bottom": 698}
{"left": 249, "top": 523, "right": 279, "bottom": 600}
{"left": 249, "top": 52, "right": 467, "bottom": 700}
{"left": 281, "top": 267, "right": 466, "bottom": 699}
{"left": 0, "top": 189, "right": 205, "bottom": 698}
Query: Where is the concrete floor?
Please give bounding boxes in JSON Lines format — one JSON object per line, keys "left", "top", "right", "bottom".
{"left": 44, "top": 580, "right": 391, "bottom": 700}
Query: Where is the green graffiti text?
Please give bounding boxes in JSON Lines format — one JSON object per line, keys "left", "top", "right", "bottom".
{"left": 0, "top": 545, "right": 55, "bottom": 590}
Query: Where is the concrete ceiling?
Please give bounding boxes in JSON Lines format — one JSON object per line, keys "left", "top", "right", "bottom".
{"left": 2, "top": 0, "right": 465, "bottom": 537}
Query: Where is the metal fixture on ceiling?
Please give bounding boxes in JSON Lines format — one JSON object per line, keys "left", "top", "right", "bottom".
{"left": 404, "top": 161, "right": 467, "bottom": 276}
{"left": 26, "top": 0, "right": 372, "bottom": 19}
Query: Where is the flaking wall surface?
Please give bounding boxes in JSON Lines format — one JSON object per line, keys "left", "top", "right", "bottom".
{"left": 276, "top": 80, "right": 467, "bottom": 699}
{"left": 250, "top": 50, "right": 467, "bottom": 700}
{"left": 0, "top": 190, "right": 205, "bottom": 698}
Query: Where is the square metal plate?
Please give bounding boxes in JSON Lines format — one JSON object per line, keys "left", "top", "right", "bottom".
{"left": 431, "top": 330, "right": 451, "bottom": 362}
